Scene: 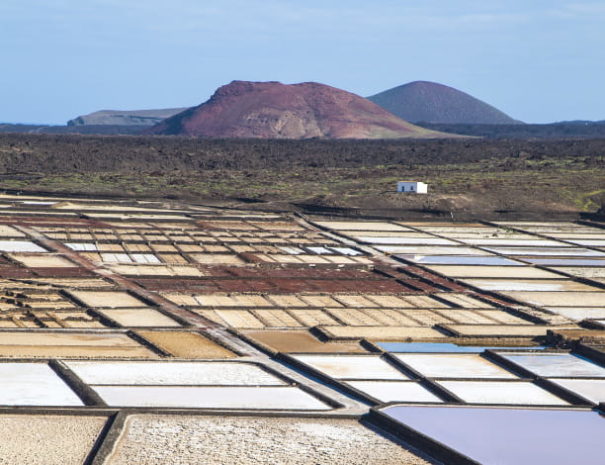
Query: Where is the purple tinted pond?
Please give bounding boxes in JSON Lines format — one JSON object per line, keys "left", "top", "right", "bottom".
{"left": 381, "top": 405, "right": 605, "bottom": 465}
{"left": 377, "top": 342, "right": 545, "bottom": 353}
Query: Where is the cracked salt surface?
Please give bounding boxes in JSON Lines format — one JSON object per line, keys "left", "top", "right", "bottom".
{"left": 104, "top": 415, "right": 433, "bottom": 465}
{"left": 0, "top": 414, "right": 106, "bottom": 465}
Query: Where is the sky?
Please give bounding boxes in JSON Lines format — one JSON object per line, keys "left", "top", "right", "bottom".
{"left": 1, "top": 0, "right": 604, "bottom": 124}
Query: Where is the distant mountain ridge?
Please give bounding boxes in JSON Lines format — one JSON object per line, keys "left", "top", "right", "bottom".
{"left": 416, "top": 121, "right": 605, "bottom": 139}
{"left": 147, "top": 80, "right": 457, "bottom": 139}
{"left": 368, "top": 81, "right": 521, "bottom": 125}
{"left": 552, "top": 120, "right": 605, "bottom": 125}
{"left": 0, "top": 123, "right": 149, "bottom": 135}
{"left": 67, "top": 108, "right": 187, "bottom": 126}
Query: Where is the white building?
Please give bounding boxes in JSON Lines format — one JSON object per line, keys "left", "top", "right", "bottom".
{"left": 397, "top": 181, "right": 428, "bottom": 194}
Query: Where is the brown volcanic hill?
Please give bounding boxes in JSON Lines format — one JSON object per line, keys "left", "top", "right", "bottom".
{"left": 147, "top": 81, "right": 456, "bottom": 139}
{"left": 368, "top": 81, "right": 522, "bottom": 125}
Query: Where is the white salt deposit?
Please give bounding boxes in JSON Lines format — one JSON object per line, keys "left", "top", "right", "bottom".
{"left": 0, "top": 240, "right": 46, "bottom": 252}
{"left": 93, "top": 386, "right": 329, "bottom": 409}
{"left": 66, "top": 361, "right": 286, "bottom": 385}
{"left": 0, "top": 363, "right": 82, "bottom": 406}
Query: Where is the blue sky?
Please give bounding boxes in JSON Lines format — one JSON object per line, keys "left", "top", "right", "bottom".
{"left": 1, "top": 0, "right": 603, "bottom": 124}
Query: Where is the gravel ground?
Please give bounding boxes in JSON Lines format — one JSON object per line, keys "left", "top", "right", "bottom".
{"left": 0, "top": 414, "right": 106, "bottom": 465}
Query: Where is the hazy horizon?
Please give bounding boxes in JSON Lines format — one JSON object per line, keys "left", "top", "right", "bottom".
{"left": 1, "top": 0, "right": 603, "bottom": 125}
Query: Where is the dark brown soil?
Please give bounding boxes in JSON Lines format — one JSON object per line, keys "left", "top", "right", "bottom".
{"left": 0, "top": 133, "right": 603, "bottom": 220}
